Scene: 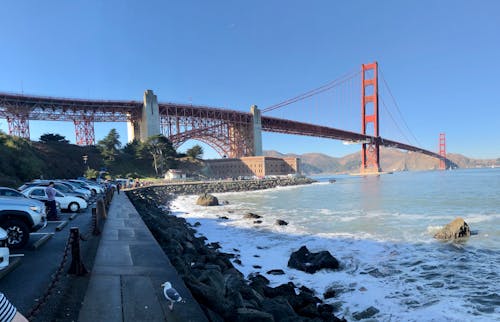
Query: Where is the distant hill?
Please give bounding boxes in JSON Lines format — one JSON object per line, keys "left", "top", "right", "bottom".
{"left": 264, "top": 149, "right": 500, "bottom": 175}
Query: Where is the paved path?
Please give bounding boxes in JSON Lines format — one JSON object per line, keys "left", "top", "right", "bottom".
{"left": 78, "top": 192, "right": 207, "bottom": 322}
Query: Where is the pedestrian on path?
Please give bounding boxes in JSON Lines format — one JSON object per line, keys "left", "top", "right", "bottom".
{"left": 45, "top": 181, "right": 59, "bottom": 221}
{"left": 0, "top": 292, "right": 28, "bottom": 322}
{"left": 116, "top": 182, "right": 121, "bottom": 194}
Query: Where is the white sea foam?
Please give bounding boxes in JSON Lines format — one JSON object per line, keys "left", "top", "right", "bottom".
{"left": 169, "top": 171, "right": 500, "bottom": 321}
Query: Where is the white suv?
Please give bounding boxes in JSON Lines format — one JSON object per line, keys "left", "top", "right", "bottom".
{"left": 0, "top": 197, "right": 47, "bottom": 249}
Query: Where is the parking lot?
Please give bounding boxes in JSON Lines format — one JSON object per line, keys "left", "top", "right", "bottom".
{"left": 0, "top": 196, "right": 101, "bottom": 318}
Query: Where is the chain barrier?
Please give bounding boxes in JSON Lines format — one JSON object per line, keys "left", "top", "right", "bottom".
{"left": 26, "top": 231, "right": 73, "bottom": 320}
{"left": 26, "top": 188, "right": 114, "bottom": 320}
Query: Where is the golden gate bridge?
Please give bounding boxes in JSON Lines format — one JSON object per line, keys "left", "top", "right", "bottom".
{"left": 0, "top": 62, "right": 451, "bottom": 173}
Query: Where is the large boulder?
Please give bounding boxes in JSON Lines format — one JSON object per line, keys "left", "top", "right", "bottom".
{"left": 434, "top": 217, "right": 471, "bottom": 240}
{"left": 288, "top": 246, "right": 339, "bottom": 274}
{"left": 196, "top": 193, "right": 219, "bottom": 206}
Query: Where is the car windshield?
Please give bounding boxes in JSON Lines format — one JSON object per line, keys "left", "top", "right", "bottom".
{"left": 54, "top": 184, "right": 71, "bottom": 192}
{"left": 0, "top": 189, "right": 26, "bottom": 198}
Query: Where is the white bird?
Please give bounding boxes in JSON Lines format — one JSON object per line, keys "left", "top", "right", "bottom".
{"left": 161, "top": 281, "right": 182, "bottom": 310}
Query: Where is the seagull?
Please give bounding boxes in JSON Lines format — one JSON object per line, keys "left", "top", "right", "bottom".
{"left": 161, "top": 281, "right": 182, "bottom": 310}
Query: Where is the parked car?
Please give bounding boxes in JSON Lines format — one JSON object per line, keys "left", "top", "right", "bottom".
{"left": 36, "top": 182, "right": 89, "bottom": 201}
{"left": 21, "top": 186, "right": 88, "bottom": 212}
{"left": 69, "top": 180, "right": 104, "bottom": 194}
{"left": 1, "top": 187, "right": 61, "bottom": 214}
{"left": 0, "top": 228, "right": 9, "bottom": 269}
{"left": 55, "top": 181, "right": 92, "bottom": 199}
{"left": 0, "top": 196, "right": 47, "bottom": 249}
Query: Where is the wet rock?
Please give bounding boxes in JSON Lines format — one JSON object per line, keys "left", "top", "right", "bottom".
{"left": 218, "top": 216, "right": 229, "bottom": 220}
{"left": 288, "top": 246, "right": 340, "bottom": 274}
{"left": 253, "top": 265, "right": 262, "bottom": 269}
{"left": 275, "top": 219, "right": 288, "bottom": 226}
{"left": 244, "top": 212, "right": 262, "bottom": 219}
{"left": 267, "top": 269, "right": 285, "bottom": 275}
{"left": 234, "top": 308, "right": 274, "bottom": 322}
{"left": 196, "top": 193, "right": 219, "bottom": 206}
{"left": 434, "top": 217, "right": 471, "bottom": 240}
{"left": 253, "top": 220, "right": 263, "bottom": 224}
{"left": 193, "top": 221, "right": 201, "bottom": 227}
{"left": 261, "top": 298, "right": 296, "bottom": 321}
{"left": 352, "top": 306, "right": 379, "bottom": 320}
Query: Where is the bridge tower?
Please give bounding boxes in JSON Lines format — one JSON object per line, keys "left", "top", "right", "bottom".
{"left": 360, "top": 62, "right": 381, "bottom": 173}
{"left": 439, "top": 133, "right": 446, "bottom": 170}
{"left": 74, "top": 117, "right": 95, "bottom": 146}
{"left": 251, "top": 105, "right": 263, "bottom": 156}
{"left": 7, "top": 114, "right": 30, "bottom": 139}
{"left": 126, "top": 90, "right": 161, "bottom": 143}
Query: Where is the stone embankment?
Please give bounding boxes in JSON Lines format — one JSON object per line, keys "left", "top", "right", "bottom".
{"left": 127, "top": 177, "right": 347, "bottom": 322}
{"left": 142, "top": 177, "right": 315, "bottom": 198}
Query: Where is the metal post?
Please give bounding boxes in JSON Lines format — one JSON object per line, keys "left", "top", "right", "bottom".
{"left": 68, "top": 227, "right": 88, "bottom": 276}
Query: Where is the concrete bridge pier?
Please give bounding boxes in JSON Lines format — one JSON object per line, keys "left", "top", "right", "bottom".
{"left": 127, "top": 90, "right": 161, "bottom": 143}
{"left": 251, "top": 105, "right": 263, "bottom": 156}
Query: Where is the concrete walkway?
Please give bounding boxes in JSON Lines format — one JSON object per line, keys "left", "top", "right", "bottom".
{"left": 78, "top": 192, "right": 208, "bottom": 322}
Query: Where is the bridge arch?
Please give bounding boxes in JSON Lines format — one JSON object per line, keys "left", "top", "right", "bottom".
{"left": 171, "top": 135, "right": 229, "bottom": 158}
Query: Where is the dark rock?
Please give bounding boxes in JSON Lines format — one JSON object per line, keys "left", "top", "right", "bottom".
{"left": 296, "top": 302, "right": 320, "bottom": 318}
{"left": 234, "top": 259, "right": 242, "bottom": 265}
{"left": 266, "top": 269, "right": 285, "bottom": 275}
{"left": 352, "top": 306, "right": 380, "bottom": 320}
{"left": 264, "top": 282, "right": 296, "bottom": 299}
{"left": 253, "top": 220, "right": 263, "bottom": 224}
{"left": 261, "top": 298, "right": 296, "bottom": 321}
{"left": 248, "top": 273, "right": 270, "bottom": 286}
{"left": 253, "top": 254, "right": 260, "bottom": 258}
{"left": 434, "top": 217, "right": 471, "bottom": 240}
{"left": 222, "top": 200, "right": 230, "bottom": 205}
{"left": 208, "top": 242, "right": 222, "bottom": 250}
{"left": 196, "top": 193, "right": 219, "bottom": 206}
{"left": 193, "top": 221, "right": 201, "bottom": 227}
{"left": 234, "top": 308, "right": 274, "bottom": 322}
{"left": 275, "top": 219, "right": 288, "bottom": 226}
{"left": 253, "top": 265, "right": 262, "bottom": 269}
{"left": 288, "top": 246, "right": 340, "bottom": 274}
{"left": 244, "top": 212, "right": 262, "bottom": 219}
{"left": 203, "top": 306, "right": 224, "bottom": 322}
{"left": 323, "top": 287, "right": 336, "bottom": 299}
{"left": 299, "top": 286, "right": 315, "bottom": 295}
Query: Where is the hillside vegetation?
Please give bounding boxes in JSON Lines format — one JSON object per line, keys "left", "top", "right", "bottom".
{"left": 265, "top": 148, "right": 500, "bottom": 175}
{"left": 0, "top": 131, "right": 204, "bottom": 188}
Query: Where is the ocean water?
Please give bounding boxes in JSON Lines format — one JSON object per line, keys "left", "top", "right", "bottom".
{"left": 170, "top": 168, "right": 500, "bottom": 321}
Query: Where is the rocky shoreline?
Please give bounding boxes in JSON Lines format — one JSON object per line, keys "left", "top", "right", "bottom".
{"left": 143, "top": 176, "right": 316, "bottom": 196}
{"left": 127, "top": 178, "right": 348, "bottom": 322}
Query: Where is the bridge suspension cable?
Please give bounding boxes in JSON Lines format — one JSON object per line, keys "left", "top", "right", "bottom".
{"left": 262, "top": 69, "right": 361, "bottom": 113}
{"left": 379, "top": 67, "right": 422, "bottom": 148}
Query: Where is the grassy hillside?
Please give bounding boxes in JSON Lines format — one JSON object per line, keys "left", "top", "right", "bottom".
{"left": 0, "top": 132, "right": 204, "bottom": 188}
{"left": 0, "top": 132, "right": 102, "bottom": 187}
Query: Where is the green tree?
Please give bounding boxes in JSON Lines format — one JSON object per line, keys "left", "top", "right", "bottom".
{"left": 97, "top": 129, "right": 121, "bottom": 164}
{"left": 186, "top": 144, "right": 204, "bottom": 159}
{"left": 140, "top": 135, "right": 176, "bottom": 176}
{"left": 39, "top": 133, "right": 69, "bottom": 144}
{"left": 84, "top": 168, "right": 99, "bottom": 179}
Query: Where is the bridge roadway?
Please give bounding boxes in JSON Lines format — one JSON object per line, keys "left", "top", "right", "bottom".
{"left": 0, "top": 92, "right": 445, "bottom": 161}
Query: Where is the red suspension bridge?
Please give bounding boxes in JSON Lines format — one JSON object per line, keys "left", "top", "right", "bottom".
{"left": 0, "top": 62, "right": 450, "bottom": 173}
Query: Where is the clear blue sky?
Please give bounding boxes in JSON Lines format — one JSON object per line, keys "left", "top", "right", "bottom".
{"left": 0, "top": 1, "right": 499, "bottom": 159}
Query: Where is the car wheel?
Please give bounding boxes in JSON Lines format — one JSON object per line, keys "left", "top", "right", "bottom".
{"left": 69, "top": 202, "right": 80, "bottom": 212}
{"left": 1, "top": 219, "right": 30, "bottom": 249}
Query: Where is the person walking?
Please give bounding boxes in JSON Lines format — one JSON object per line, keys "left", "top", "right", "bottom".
{"left": 116, "top": 182, "right": 121, "bottom": 194}
{"left": 0, "top": 292, "right": 28, "bottom": 322}
{"left": 45, "top": 181, "right": 59, "bottom": 221}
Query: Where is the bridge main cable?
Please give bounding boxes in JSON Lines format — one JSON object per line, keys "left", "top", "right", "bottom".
{"left": 262, "top": 69, "right": 360, "bottom": 113}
